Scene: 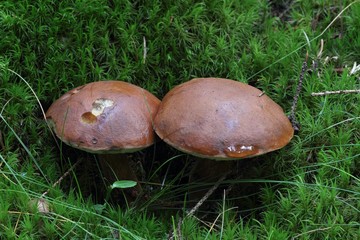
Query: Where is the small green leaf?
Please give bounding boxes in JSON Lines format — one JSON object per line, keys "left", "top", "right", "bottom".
{"left": 111, "top": 180, "right": 137, "bottom": 189}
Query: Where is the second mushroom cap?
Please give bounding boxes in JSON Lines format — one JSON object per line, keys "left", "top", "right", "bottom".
{"left": 154, "top": 78, "right": 294, "bottom": 159}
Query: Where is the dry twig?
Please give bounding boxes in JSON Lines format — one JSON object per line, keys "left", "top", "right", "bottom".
{"left": 29, "top": 159, "right": 82, "bottom": 214}
{"left": 289, "top": 52, "right": 308, "bottom": 131}
{"left": 186, "top": 172, "right": 229, "bottom": 218}
{"left": 311, "top": 89, "right": 360, "bottom": 96}
{"left": 41, "top": 158, "right": 82, "bottom": 198}
{"left": 168, "top": 172, "right": 230, "bottom": 240}
{"left": 0, "top": 130, "right": 5, "bottom": 150}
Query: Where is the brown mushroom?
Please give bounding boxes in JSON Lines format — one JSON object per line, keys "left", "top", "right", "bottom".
{"left": 46, "top": 81, "right": 160, "bottom": 199}
{"left": 154, "top": 78, "right": 294, "bottom": 198}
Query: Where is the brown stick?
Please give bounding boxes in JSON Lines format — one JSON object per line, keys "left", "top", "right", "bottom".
{"left": 186, "top": 172, "right": 229, "bottom": 218}
{"left": 0, "top": 130, "right": 5, "bottom": 150}
{"left": 41, "top": 158, "right": 82, "bottom": 198}
{"left": 168, "top": 172, "right": 229, "bottom": 240}
{"left": 289, "top": 52, "right": 308, "bottom": 131}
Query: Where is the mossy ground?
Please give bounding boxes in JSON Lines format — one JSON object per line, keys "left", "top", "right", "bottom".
{"left": 0, "top": 1, "right": 359, "bottom": 239}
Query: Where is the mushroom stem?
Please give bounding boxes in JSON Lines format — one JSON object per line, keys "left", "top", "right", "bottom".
{"left": 189, "top": 158, "right": 234, "bottom": 201}
{"left": 98, "top": 154, "right": 142, "bottom": 198}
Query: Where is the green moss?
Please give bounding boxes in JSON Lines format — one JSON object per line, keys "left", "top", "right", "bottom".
{"left": 0, "top": 0, "right": 359, "bottom": 238}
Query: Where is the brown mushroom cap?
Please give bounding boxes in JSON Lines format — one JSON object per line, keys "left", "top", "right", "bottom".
{"left": 154, "top": 78, "right": 294, "bottom": 160}
{"left": 46, "top": 81, "right": 160, "bottom": 153}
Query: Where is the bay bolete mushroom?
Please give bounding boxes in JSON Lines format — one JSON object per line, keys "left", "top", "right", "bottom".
{"left": 154, "top": 78, "right": 294, "bottom": 196}
{"left": 46, "top": 81, "right": 160, "bottom": 198}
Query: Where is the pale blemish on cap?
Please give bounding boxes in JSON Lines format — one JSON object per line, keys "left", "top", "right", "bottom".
{"left": 81, "top": 98, "right": 114, "bottom": 124}
{"left": 91, "top": 98, "right": 114, "bottom": 116}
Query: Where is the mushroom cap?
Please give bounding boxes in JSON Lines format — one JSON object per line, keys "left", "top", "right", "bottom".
{"left": 154, "top": 78, "right": 294, "bottom": 160}
{"left": 46, "top": 81, "right": 161, "bottom": 153}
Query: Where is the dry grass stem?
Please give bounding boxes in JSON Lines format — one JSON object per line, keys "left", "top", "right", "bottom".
{"left": 311, "top": 89, "right": 360, "bottom": 96}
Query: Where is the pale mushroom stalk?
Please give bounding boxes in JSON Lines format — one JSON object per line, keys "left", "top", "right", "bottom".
{"left": 98, "top": 154, "right": 141, "bottom": 194}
